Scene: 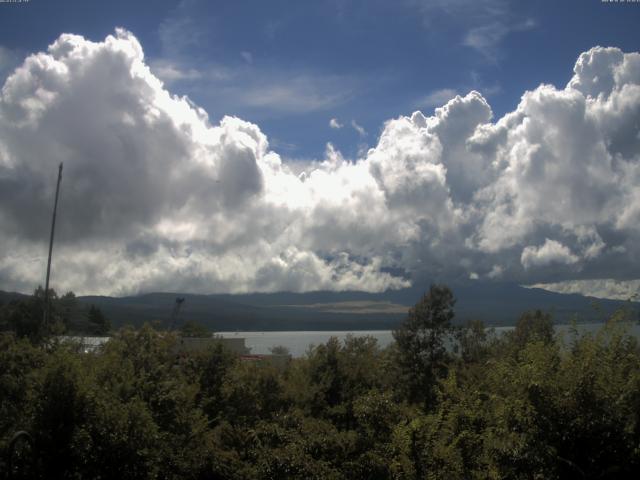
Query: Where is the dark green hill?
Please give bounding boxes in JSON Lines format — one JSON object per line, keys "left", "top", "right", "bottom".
{"left": 75, "top": 282, "right": 638, "bottom": 331}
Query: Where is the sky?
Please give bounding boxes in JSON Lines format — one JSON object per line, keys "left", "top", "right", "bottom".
{"left": 0, "top": 0, "right": 639, "bottom": 299}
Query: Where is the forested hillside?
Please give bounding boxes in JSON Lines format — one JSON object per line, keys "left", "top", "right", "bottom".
{"left": 3, "top": 280, "right": 634, "bottom": 333}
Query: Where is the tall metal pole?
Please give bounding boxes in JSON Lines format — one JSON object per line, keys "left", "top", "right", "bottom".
{"left": 43, "top": 162, "right": 63, "bottom": 328}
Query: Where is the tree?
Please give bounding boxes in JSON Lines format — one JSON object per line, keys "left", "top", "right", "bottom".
{"left": 179, "top": 320, "right": 210, "bottom": 338}
{"left": 198, "top": 343, "right": 238, "bottom": 423}
{"left": 393, "top": 284, "right": 456, "bottom": 408}
{"left": 58, "top": 291, "right": 78, "bottom": 333}
{"left": 454, "top": 319, "right": 491, "bottom": 364}
{"left": 269, "top": 345, "right": 290, "bottom": 355}
{"left": 87, "top": 305, "right": 110, "bottom": 335}
{"left": 511, "top": 309, "right": 554, "bottom": 349}
{"left": 1, "top": 287, "right": 62, "bottom": 343}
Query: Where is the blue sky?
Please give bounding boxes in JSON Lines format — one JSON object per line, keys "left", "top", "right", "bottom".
{"left": 1, "top": 1, "right": 640, "bottom": 297}
{"left": 2, "top": 0, "right": 638, "bottom": 160}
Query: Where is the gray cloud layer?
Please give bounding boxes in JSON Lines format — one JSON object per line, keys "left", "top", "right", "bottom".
{"left": 1, "top": 31, "right": 639, "bottom": 297}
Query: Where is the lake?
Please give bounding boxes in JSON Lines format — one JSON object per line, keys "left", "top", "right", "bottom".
{"left": 217, "top": 322, "right": 640, "bottom": 357}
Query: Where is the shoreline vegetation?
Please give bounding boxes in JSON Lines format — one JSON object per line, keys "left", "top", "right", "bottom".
{"left": 1, "top": 285, "right": 640, "bottom": 478}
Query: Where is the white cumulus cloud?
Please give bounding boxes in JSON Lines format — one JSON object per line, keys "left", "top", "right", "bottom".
{"left": 521, "top": 239, "right": 579, "bottom": 270}
{"left": 0, "top": 32, "right": 639, "bottom": 298}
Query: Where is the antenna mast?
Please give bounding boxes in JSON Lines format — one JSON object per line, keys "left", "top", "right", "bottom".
{"left": 43, "top": 162, "right": 63, "bottom": 328}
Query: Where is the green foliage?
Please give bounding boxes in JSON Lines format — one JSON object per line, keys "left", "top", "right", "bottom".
{"left": 1, "top": 287, "right": 640, "bottom": 479}
{"left": 0, "top": 289, "right": 112, "bottom": 340}
{"left": 87, "top": 304, "right": 111, "bottom": 335}
{"left": 58, "top": 291, "right": 79, "bottom": 332}
{"left": 197, "top": 342, "right": 238, "bottom": 423}
{"left": 293, "top": 335, "right": 387, "bottom": 429}
{"left": 0, "top": 287, "right": 60, "bottom": 343}
{"left": 222, "top": 361, "right": 287, "bottom": 425}
{"left": 510, "top": 309, "right": 554, "bottom": 350}
{"left": 269, "top": 345, "right": 290, "bottom": 355}
{"left": 454, "top": 319, "right": 492, "bottom": 364}
{"left": 393, "top": 284, "right": 456, "bottom": 408}
{"left": 0, "top": 334, "right": 44, "bottom": 448}
{"left": 180, "top": 320, "right": 211, "bottom": 338}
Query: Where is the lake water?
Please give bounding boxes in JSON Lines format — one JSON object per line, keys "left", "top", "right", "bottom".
{"left": 218, "top": 323, "right": 640, "bottom": 357}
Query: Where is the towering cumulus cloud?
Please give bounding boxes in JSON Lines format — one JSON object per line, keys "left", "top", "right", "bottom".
{"left": 0, "top": 30, "right": 639, "bottom": 296}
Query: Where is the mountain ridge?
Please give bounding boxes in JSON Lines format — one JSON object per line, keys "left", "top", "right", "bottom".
{"left": 3, "top": 283, "right": 637, "bottom": 331}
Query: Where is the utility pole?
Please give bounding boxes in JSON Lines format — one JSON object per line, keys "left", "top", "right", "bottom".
{"left": 43, "top": 162, "right": 63, "bottom": 328}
